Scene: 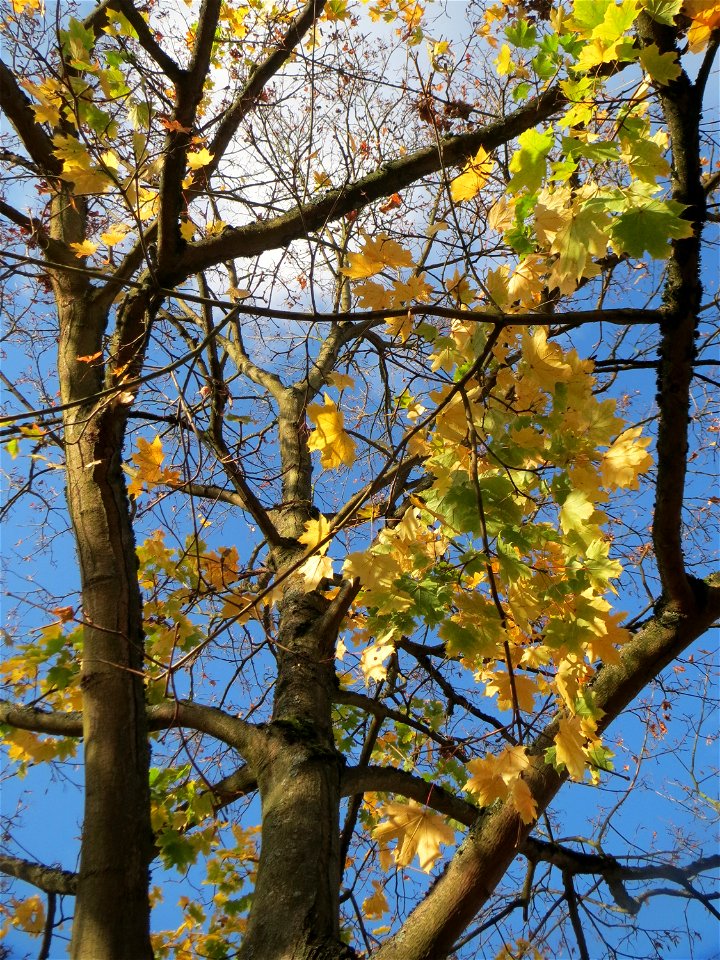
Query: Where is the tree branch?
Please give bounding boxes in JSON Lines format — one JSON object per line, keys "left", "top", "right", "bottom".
{"left": 0, "top": 855, "right": 77, "bottom": 896}
{"left": 0, "top": 698, "right": 268, "bottom": 765}
{"left": 0, "top": 60, "right": 61, "bottom": 176}
{"left": 342, "top": 765, "right": 478, "bottom": 827}
{"left": 203, "top": 0, "right": 328, "bottom": 184}
{"left": 333, "top": 688, "right": 468, "bottom": 760}
{"left": 373, "top": 577, "right": 720, "bottom": 960}
{"left": 176, "top": 82, "right": 570, "bottom": 277}
{"left": 523, "top": 837, "right": 720, "bottom": 919}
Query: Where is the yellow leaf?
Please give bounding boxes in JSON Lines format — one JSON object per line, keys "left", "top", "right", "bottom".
{"left": 426, "top": 220, "right": 448, "bottom": 238}
{"left": 307, "top": 393, "right": 356, "bottom": 470}
{"left": 33, "top": 100, "right": 61, "bottom": 126}
{"left": 354, "top": 280, "right": 391, "bottom": 310}
{"left": 555, "top": 715, "right": 587, "bottom": 780}
{"left": 494, "top": 43, "right": 514, "bottom": 76}
{"left": 450, "top": 146, "right": 493, "bottom": 203}
{"left": 559, "top": 489, "right": 595, "bottom": 536}
{"left": 487, "top": 195, "right": 516, "bottom": 234}
{"left": 465, "top": 745, "right": 530, "bottom": 806}
{"left": 64, "top": 168, "right": 114, "bottom": 195}
{"left": 14, "top": 895, "right": 45, "bottom": 934}
{"left": 70, "top": 240, "right": 99, "bottom": 258}
{"left": 126, "top": 435, "right": 181, "bottom": 498}
{"left": 360, "top": 638, "right": 395, "bottom": 683}
{"left": 386, "top": 311, "right": 414, "bottom": 342}
{"left": 326, "top": 371, "right": 356, "bottom": 391}
{"left": 639, "top": 43, "right": 682, "bottom": 83}
{"left": 372, "top": 800, "right": 455, "bottom": 872}
{"left": 298, "top": 514, "right": 332, "bottom": 553}
{"left": 685, "top": 0, "right": 720, "bottom": 51}
{"left": 313, "top": 169, "right": 332, "bottom": 188}
{"left": 11, "top": 0, "right": 42, "bottom": 15}
{"left": 100, "top": 223, "right": 130, "bottom": 247}
{"left": 600, "top": 427, "right": 653, "bottom": 489}
{"left": 297, "top": 554, "right": 334, "bottom": 592}
{"left": 341, "top": 232, "right": 414, "bottom": 279}
{"left": 187, "top": 148, "right": 214, "bottom": 170}
{"left": 483, "top": 669, "right": 537, "bottom": 712}
{"left": 362, "top": 881, "right": 388, "bottom": 919}
{"left": 510, "top": 777, "right": 538, "bottom": 824}
{"left": 180, "top": 219, "right": 196, "bottom": 242}
{"left": 100, "top": 150, "right": 120, "bottom": 173}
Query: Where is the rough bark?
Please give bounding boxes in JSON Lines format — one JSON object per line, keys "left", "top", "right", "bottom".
{"left": 52, "top": 187, "right": 154, "bottom": 959}
{"left": 237, "top": 385, "right": 351, "bottom": 960}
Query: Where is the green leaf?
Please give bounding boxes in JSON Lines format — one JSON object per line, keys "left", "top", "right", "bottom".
{"left": 585, "top": 742, "right": 614, "bottom": 771}
{"left": 639, "top": 43, "right": 681, "bottom": 84}
{"left": 610, "top": 200, "right": 694, "bottom": 258}
{"left": 641, "top": 0, "right": 682, "bottom": 26}
{"left": 6, "top": 438, "right": 20, "bottom": 459}
{"left": 60, "top": 17, "right": 96, "bottom": 61}
{"left": 505, "top": 20, "right": 537, "bottom": 49}
{"left": 509, "top": 127, "right": 555, "bottom": 194}
{"left": 562, "top": 135, "right": 619, "bottom": 163}
{"left": 438, "top": 617, "right": 500, "bottom": 661}
{"left": 570, "top": 0, "right": 613, "bottom": 32}
{"left": 157, "top": 831, "right": 198, "bottom": 870}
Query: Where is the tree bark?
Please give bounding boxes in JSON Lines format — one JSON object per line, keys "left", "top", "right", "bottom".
{"left": 238, "top": 390, "right": 351, "bottom": 959}
{"left": 53, "top": 187, "right": 154, "bottom": 959}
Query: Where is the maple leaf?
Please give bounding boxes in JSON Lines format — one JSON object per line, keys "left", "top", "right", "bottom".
{"left": 372, "top": 800, "right": 455, "bottom": 872}
{"left": 100, "top": 223, "right": 130, "bottom": 247}
{"left": 386, "top": 311, "right": 414, "bottom": 343}
{"left": 494, "top": 43, "right": 514, "bottom": 76}
{"left": 600, "top": 427, "right": 653, "bottom": 489}
{"left": 360, "top": 638, "right": 395, "bottom": 683}
{"left": 297, "top": 554, "right": 334, "bottom": 592}
{"left": 639, "top": 43, "right": 682, "bottom": 84}
{"left": 326, "top": 371, "right": 355, "bottom": 391}
{"left": 521, "top": 327, "right": 573, "bottom": 391}
{"left": 610, "top": 199, "right": 694, "bottom": 258}
{"left": 179, "top": 219, "right": 196, "bottom": 242}
{"left": 126, "top": 436, "right": 181, "bottom": 498}
{"left": 187, "top": 148, "right": 214, "bottom": 170}
{"left": 585, "top": 610, "right": 630, "bottom": 664}
{"left": 450, "top": 146, "right": 494, "bottom": 203}
{"left": 643, "top": 0, "right": 683, "bottom": 26}
{"left": 685, "top": 0, "right": 720, "bottom": 51}
{"left": 379, "top": 192, "right": 403, "bottom": 213}
{"left": 298, "top": 514, "right": 332, "bottom": 554}
{"left": 510, "top": 777, "right": 538, "bottom": 824}
{"left": 483, "top": 669, "right": 537, "bottom": 712}
{"left": 548, "top": 204, "right": 609, "bottom": 293}
{"left": 559, "top": 489, "right": 595, "bottom": 537}
{"left": 307, "top": 394, "right": 356, "bottom": 470}
{"left": 70, "top": 239, "right": 99, "bottom": 258}
{"left": 362, "top": 881, "right": 389, "bottom": 919}
{"left": 465, "top": 745, "right": 530, "bottom": 806}
{"left": 354, "top": 280, "right": 389, "bottom": 310}
{"left": 619, "top": 126, "right": 670, "bottom": 184}
{"left": 341, "top": 232, "right": 414, "bottom": 279}
{"left": 508, "top": 127, "right": 555, "bottom": 194}
{"left": 13, "top": 895, "right": 45, "bottom": 934}
{"left": 554, "top": 715, "right": 587, "bottom": 780}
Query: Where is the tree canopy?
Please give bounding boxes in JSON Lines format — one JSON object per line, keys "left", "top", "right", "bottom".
{"left": 0, "top": 0, "right": 718, "bottom": 958}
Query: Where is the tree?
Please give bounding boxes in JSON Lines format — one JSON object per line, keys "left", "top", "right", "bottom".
{"left": 0, "top": 0, "right": 718, "bottom": 957}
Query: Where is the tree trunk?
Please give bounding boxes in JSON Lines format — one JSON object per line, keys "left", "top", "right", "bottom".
{"left": 239, "top": 391, "right": 350, "bottom": 959}
{"left": 53, "top": 190, "right": 154, "bottom": 960}
{"left": 239, "top": 584, "right": 349, "bottom": 960}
